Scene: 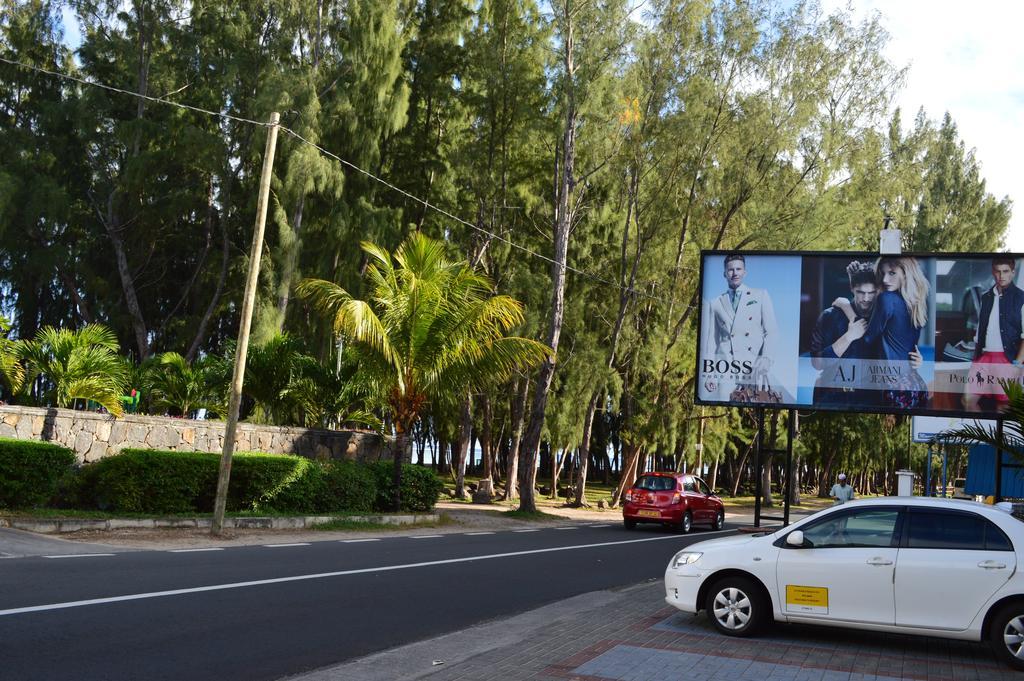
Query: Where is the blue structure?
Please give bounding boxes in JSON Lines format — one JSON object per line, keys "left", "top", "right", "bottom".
{"left": 965, "top": 444, "right": 1024, "bottom": 498}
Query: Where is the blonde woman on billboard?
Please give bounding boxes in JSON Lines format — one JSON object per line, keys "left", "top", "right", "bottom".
{"left": 834, "top": 256, "right": 928, "bottom": 409}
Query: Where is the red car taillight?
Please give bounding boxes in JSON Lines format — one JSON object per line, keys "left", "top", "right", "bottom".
{"left": 671, "top": 493, "right": 682, "bottom": 504}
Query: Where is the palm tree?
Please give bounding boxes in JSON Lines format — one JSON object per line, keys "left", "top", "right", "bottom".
{"left": 935, "top": 379, "right": 1024, "bottom": 461}
{"left": 144, "top": 352, "right": 222, "bottom": 418}
{"left": 0, "top": 316, "right": 24, "bottom": 399}
{"left": 297, "top": 232, "right": 550, "bottom": 510}
{"left": 19, "top": 325, "right": 129, "bottom": 415}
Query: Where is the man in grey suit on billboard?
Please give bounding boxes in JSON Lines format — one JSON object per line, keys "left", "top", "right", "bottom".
{"left": 702, "top": 253, "right": 778, "bottom": 399}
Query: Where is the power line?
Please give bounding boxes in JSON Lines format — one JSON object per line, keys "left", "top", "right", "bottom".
{"left": 0, "top": 55, "right": 270, "bottom": 129}
{"left": 1, "top": 54, "right": 694, "bottom": 308}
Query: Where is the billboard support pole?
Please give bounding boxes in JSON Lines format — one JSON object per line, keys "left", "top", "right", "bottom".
{"left": 941, "top": 445, "right": 948, "bottom": 497}
{"left": 753, "top": 408, "right": 764, "bottom": 528}
{"left": 995, "top": 419, "right": 1005, "bottom": 502}
{"left": 925, "top": 445, "right": 933, "bottom": 497}
{"left": 783, "top": 409, "right": 794, "bottom": 525}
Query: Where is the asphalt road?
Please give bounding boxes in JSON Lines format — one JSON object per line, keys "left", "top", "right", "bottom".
{"left": 0, "top": 522, "right": 734, "bottom": 681}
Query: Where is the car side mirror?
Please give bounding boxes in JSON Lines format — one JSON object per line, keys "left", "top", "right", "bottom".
{"left": 785, "top": 530, "right": 805, "bottom": 547}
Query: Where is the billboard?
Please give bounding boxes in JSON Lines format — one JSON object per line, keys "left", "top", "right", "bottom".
{"left": 911, "top": 415, "right": 994, "bottom": 443}
{"left": 696, "top": 251, "right": 1024, "bottom": 418}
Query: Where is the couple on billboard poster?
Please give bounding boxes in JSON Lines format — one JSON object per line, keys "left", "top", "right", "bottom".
{"left": 697, "top": 251, "right": 1024, "bottom": 418}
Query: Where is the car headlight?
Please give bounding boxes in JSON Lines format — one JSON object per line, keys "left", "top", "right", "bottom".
{"left": 670, "top": 551, "right": 702, "bottom": 568}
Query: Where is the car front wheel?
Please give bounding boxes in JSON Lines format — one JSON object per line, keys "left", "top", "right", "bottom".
{"left": 990, "top": 601, "right": 1024, "bottom": 670}
{"left": 712, "top": 509, "right": 725, "bottom": 531}
{"left": 705, "top": 577, "right": 765, "bottom": 637}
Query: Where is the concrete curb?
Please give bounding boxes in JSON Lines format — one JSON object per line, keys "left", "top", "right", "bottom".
{"left": 0, "top": 513, "right": 439, "bottom": 534}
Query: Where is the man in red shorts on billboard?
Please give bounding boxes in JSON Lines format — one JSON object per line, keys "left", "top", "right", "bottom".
{"left": 963, "top": 257, "right": 1024, "bottom": 411}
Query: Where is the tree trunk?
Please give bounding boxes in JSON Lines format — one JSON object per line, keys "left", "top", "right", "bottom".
{"left": 610, "top": 443, "right": 641, "bottom": 507}
{"left": 518, "top": 0, "right": 576, "bottom": 513}
{"left": 762, "top": 411, "right": 779, "bottom": 507}
{"left": 503, "top": 378, "right": 528, "bottom": 501}
{"left": 480, "top": 395, "right": 493, "bottom": 484}
{"left": 392, "top": 423, "right": 410, "bottom": 511}
{"left": 572, "top": 392, "right": 600, "bottom": 506}
{"left": 455, "top": 395, "right": 472, "bottom": 499}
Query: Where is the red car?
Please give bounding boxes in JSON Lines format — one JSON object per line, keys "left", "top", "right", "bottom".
{"left": 623, "top": 472, "right": 725, "bottom": 533}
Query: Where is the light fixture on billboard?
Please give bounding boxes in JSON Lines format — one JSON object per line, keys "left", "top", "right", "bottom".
{"left": 880, "top": 214, "right": 902, "bottom": 255}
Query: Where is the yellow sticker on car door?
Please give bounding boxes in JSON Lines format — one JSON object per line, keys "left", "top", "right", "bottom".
{"left": 785, "top": 585, "right": 828, "bottom": 614}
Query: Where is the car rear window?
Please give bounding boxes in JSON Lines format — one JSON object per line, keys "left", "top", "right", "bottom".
{"left": 634, "top": 476, "right": 675, "bottom": 491}
{"left": 906, "top": 510, "right": 1013, "bottom": 551}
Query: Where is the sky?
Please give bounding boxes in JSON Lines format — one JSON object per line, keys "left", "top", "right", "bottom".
{"left": 823, "top": 0, "right": 1024, "bottom": 251}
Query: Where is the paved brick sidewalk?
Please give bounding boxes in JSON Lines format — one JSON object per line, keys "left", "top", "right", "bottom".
{"left": 417, "top": 581, "right": 1015, "bottom": 681}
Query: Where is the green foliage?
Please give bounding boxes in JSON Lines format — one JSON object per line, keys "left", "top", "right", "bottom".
{"left": 369, "top": 461, "right": 444, "bottom": 512}
{"left": 937, "top": 380, "right": 1024, "bottom": 462}
{"left": 74, "top": 449, "right": 306, "bottom": 513}
{"left": 19, "top": 325, "right": 129, "bottom": 415}
{"left": 0, "top": 437, "right": 76, "bottom": 509}
{"left": 0, "top": 316, "right": 23, "bottom": 397}
{"left": 267, "top": 460, "right": 377, "bottom": 514}
{"left": 70, "top": 448, "right": 388, "bottom": 515}
{"left": 143, "top": 352, "right": 224, "bottom": 417}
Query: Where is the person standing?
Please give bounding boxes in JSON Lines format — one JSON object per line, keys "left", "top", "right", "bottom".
{"left": 963, "top": 258, "right": 1024, "bottom": 411}
{"left": 818, "top": 261, "right": 922, "bottom": 405}
{"left": 834, "top": 257, "right": 929, "bottom": 409}
{"left": 830, "top": 473, "right": 855, "bottom": 505}
{"left": 701, "top": 253, "right": 778, "bottom": 400}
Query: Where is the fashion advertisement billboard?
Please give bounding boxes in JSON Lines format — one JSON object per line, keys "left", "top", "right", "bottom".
{"left": 695, "top": 251, "right": 1024, "bottom": 418}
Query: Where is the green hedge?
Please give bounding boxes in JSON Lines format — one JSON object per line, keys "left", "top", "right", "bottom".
{"left": 0, "top": 437, "right": 77, "bottom": 509}
{"left": 71, "top": 449, "right": 406, "bottom": 514}
{"left": 370, "top": 461, "right": 444, "bottom": 512}
{"left": 262, "top": 460, "right": 376, "bottom": 513}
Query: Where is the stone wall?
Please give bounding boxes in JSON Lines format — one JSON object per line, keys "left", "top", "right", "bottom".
{"left": 0, "top": 405, "right": 386, "bottom": 465}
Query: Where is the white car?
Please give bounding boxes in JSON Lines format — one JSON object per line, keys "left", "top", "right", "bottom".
{"left": 664, "top": 497, "right": 1024, "bottom": 670}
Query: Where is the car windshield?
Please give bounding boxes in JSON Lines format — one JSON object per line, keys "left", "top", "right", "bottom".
{"left": 634, "top": 476, "right": 675, "bottom": 491}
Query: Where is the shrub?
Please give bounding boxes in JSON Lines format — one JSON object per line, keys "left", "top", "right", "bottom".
{"left": 266, "top": 460, "right": 376, "bottom": 514}
{"left": 371, "top": 462, "right": 444, "bottom": 512}
{"left": 73, "top": 449, "right": 380, "bottom": 515}
{"left": 0, "top": 437, "right": 77, "bottom": 509}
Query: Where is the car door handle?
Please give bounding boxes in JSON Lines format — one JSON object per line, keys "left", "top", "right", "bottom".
{"left": 978, "top": 560, "right": 1007, "bottom": 569}
{"left": 866, "top": 557, "right": 893, "bottom": 566}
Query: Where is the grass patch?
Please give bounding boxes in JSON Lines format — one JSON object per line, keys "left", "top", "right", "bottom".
{"left": 502, "top": 508, "right": 562, "bottom": 521}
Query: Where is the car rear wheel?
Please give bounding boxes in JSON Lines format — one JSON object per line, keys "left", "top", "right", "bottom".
{"left": 676, "top": 510, "right": 693, "bottom": 534}
{"left": 712, "top": 509, "right": 725, "bottom": 531}
{"left": 623, "top": 518, "right": 637, "bottom": 530}
{"left": 990, "top": 601, "right": 1024, "bottom": 670}
{"left": 705, "top": 577, "right": 765, "bottom": 637}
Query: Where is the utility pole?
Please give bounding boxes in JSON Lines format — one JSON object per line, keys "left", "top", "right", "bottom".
{"left": 211, "top": 111, "right": 280, "bottom": 536}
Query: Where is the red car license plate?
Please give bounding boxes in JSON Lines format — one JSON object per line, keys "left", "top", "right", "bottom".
{"left": 637, "top": 509, "right": 661, "bottom": 518}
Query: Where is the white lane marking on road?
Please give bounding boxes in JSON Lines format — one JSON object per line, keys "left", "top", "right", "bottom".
{"left": 263, "top": 543, "right": 310, "bottom": 548}
{"left": 340, "top": 539, "right": 379, "bottom": 543}
{"left": 410, "top": 535, "right": 442, "bottom": 539}
{"left": 513, "top": 529, "right": 538, "bottom": 533}
{"left": 1, "top": 533, "right": 714, "bottom": 617}
{"left": 587, "top": 524, "right": 610, "bottom": 528}
{"left": 553, "top": 527, "right": 578, "bottom": 530}
{"left": 42, "top": 554, "right": 116, "bottom": 559}
{"left": 168, "top": 548, "right": 224, "bottom": 553}
{"left": 464, "top": 532, "right": 494, "bottom": 536}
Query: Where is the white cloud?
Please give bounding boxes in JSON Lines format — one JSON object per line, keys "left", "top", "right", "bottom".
{"left": 824, "top": 0, "right": 1024, "bottom": 250}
